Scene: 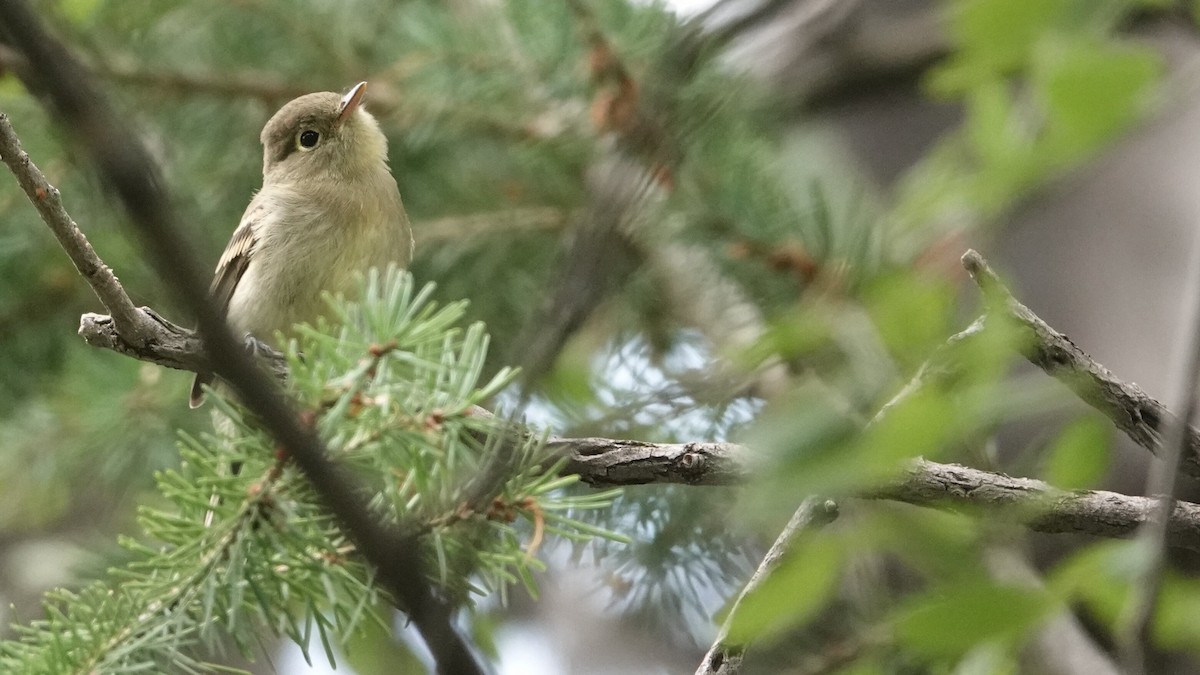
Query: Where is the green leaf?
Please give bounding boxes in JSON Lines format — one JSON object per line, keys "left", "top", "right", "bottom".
{"left": 1153, "top": 574, "right": 1200, "bottom": 652}
{"left": 863, "top": 273, "right": 956, "bottom": 369}
{"left": 747, "top": 388, "right": 859, "bottom": 496}
{"left": 759, "top": 386, "right": 960, "bottom": 498}
{"left": 929, "top": 0, "right": 1070, "bottom": 95}
{"left": 56, "top": 0, "right": 101, "bottom": 25}
{"left": 953, "top": 642, "right": 1019, "bottom": 675}
{"left": 1042, "top": 415, "right": 1111, "bottom": 489}
{"left": 1033, "top": 38, "right": 1161, "bottom": 158}
{"left": 892, "top": 582, "right": 1054, "bottom": 658}
{"left": 726, "top": 535, "right": 844, "bottom": 645}
{"left": 858, "top": 508, "right": 984, "bottom": 581}
{"left": 1049, "top": 540, "right": 1142, "bottom": 630}
{"left": 852, "top": 388, "right": 958, "bottom": 469}
{"left": 747, "top": 306, "right": 834, "bottom": 365}
{"left": 963, "top": 80, "right": 1028, "bottom": 169}
{"left": 0, "top": 74, "right": 26, "bottom": 98}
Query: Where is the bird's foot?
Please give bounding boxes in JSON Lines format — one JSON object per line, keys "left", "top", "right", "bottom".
{"left": 243, "top": 332, "right": 272, "bottom": 358}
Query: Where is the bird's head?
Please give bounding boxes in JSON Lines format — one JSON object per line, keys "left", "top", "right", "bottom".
{"left": 259, "top": 81, "right": 389, "bottom": 181}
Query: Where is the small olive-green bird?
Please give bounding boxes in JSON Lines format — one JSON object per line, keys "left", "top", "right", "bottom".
{"left": 190, "top": 81, "right": 412, "bottom": 407}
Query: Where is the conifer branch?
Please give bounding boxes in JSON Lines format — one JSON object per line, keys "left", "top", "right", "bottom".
{"left": 0, "top": 3, "right": 485, "bottom": 673}
{"left": 76, "top": 456, "right": 290, "bottom": 674}
{"left": 511, "top": 0, "right": 692, "bottom": 386}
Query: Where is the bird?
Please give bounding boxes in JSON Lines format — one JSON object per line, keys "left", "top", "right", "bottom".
{"left": 190, "top": 81, "right": 412, "bottom": 408}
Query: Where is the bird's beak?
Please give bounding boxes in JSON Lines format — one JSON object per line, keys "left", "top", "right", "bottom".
{"left": 335, "top": 81, "right": 368, "bottom": 128}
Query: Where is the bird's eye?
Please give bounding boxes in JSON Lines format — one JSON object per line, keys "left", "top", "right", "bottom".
{"left": 298, "top": 130, "right": 320, "bottom": 150}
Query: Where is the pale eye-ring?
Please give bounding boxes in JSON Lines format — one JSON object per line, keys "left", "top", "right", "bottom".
{"left": 298, "top": 130, "right": 320, "bottom": 150}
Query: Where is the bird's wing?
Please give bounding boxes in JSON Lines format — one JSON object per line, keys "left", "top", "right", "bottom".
{"left": 210, "top": 200, "right": 265, "bottom": 314}
{"left": 190, "top": 199, "right": 265, "bottom": 408}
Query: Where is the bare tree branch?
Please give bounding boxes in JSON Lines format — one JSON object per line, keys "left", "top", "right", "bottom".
{"left": 963, "top": 249, "right": 1200, "bottom": 480}
{"left": 873, "top": 459, "right": 1200, "bottom": 547}
{"left": 0, "top": 113, "right": 159, "bottom": 348}
{"left": 554, "top": 436, "right": 750, "bottom": 486}
{"left": 559, "top": 432, "right": 1200, "bottom": 553}
{"left": 692, "top": 297, "right": 1143, "bottom": 674}
{"left": 696, "top": 498, "right": 840, "bottom": 675}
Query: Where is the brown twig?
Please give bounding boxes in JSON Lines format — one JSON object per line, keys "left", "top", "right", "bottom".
{"left": 695, "top": 498, "right": 840, "bottom": 675}
{"left": 0, "top": 113, "right": 159, "bottom": 347}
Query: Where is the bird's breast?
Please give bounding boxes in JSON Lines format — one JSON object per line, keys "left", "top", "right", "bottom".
{"left": 225, "top": 184, "right": 411, "bottom": 344}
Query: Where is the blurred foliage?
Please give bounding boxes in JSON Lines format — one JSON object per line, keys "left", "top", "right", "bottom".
{"left": 0, "top": 0, "right": 1191, "bottom": 672}
{"left": 896, "top": 0, "right": 1163, "bottom": 244}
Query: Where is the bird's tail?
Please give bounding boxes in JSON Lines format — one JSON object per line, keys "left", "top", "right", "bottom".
{"left": 189, "top": 372, "right": 212, "bottom": 408}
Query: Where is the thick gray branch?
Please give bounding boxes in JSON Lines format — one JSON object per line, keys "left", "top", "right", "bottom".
{"left": 963, "top": 249, "right": 1200, "bottom": 479}
{"left": 78, "top": 310, "right": 288, "bottom": 379}
{"left": 78, "top": 310, "right": 209, "bottom": 373}
{"left": 553, "top": 437, "right": 749, "bottom": 486}
{"left": 551, "top": 436, "right": 1200, "bottom": 549}
{"left": 874, "top": 460, "right": 1200, "bottom": 548}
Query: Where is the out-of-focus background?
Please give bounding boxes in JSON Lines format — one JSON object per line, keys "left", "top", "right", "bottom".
{"left": 3, "top": 0, "right": 1200, "bottom": 673}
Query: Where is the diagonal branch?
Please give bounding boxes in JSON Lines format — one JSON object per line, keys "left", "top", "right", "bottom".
{"left": 0, "top": 113, "right": 159, "bottom": 348}
{"left": 962, "top": 249, "right": 1200, "bottom": 479}
{"left": 696, "top": 498, "right": 840, "bottom": 675}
